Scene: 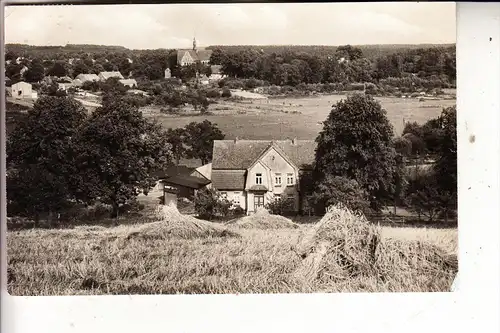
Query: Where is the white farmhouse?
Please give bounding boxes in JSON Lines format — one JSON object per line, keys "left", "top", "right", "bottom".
{"left": 211, "top": 139, "right": 315, "bottom": 215}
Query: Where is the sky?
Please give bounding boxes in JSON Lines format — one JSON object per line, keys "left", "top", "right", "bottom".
{"left": 4, "top": 3, "right": 456, "bottom": 49}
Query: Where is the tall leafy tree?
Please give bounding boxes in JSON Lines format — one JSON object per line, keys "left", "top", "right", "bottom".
{"left": 6, "top": 96, "right": 88, "bottom": 223}
{"left": 314, "top": 94, "right": 397, "bottom": 210}
{"left": 183, "top": 120, "right": 225, "bottom": 165}
{"left": 433, "top": 106, "right": 457, "bottom": 199}
{"left": 47, "top": 61, "right": 68, "bottom": 77}
{"left": 24, "top": 59, "right": 45, "bottom": 82}
{"left": 166, "top": 128, "right": 187, "bottom": 165}
{"left": 73, "top": 97, "right": 173, "bottom": 217}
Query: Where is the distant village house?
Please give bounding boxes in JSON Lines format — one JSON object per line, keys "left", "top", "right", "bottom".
{"left": 209, "top": 65, "right": 225, "bottom": 82}
{"left": 11, "top": 81, "right": 37, "bottom": 99}
{"left": 119, "top": 79, "right": 137, "bottom": 88}
{"left": 164, "top": 68, "right": 171, "bottom": 79}
{"left": 75, "top": 73, "right": 99, "bottom": 83}
{"left": 98, "top": 71, "right": 124, "bottom": 81}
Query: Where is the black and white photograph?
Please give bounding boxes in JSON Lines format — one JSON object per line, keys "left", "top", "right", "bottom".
{"left": 4, "top": 2, "right": 458, "bottom": 295}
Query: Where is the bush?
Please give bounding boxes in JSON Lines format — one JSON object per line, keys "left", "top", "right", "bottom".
{"left": 221, "top": 88, "right": 231, "bottom": 98}
{"left": 312, "top": 176, "right": 370, "bottom": 215}
{"left": 230, "top": 205, "right": 245, "bottom": 217}
{"left": 265, "top": 197, "right": 296, "bottom": 216}
{"left": 194, "top": 188, "right": 232, "bottom": 220}
{"left": 206, "top": 88, "right": 220, "bottom": 98}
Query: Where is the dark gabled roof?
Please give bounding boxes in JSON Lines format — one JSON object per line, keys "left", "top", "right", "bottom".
{"left": 211, "top": 170, "right": 246, "bottom": 190}
{"left": 212, "top": 140, "right": 316, "bottom": 170}
{"left": 163, "top": 174, "right": 211, "bottom": 189}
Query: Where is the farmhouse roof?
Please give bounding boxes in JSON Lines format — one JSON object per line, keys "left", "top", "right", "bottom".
{"left": 212, "top": 140, "right": 316, "bottom": 170}
{"left": 99, "top": 71, "right": 124, "bottom": 80}
{"left": 211, "top": 170, "right": 246, "bottom": 190}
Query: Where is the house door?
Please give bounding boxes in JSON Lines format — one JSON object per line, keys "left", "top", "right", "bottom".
{"left": 254, "top": 195, "right": 265, "bottom": 211}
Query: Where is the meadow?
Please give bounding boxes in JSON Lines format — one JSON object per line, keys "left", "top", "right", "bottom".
{"left": 7, "top": 206, "right": 458, "bottom": 296}
{"left": 146, "top": 94, "right": 457, "bottom": 139}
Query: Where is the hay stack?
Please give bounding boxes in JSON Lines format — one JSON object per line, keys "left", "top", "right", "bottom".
{"left": 230, "top": 207, "right": 299, "bottom": 229}
{"left": 126, "top": 203, "right": 239, "bottom": 240}
{"left": 293, "top": 204, "right": 457, "bottom": 289}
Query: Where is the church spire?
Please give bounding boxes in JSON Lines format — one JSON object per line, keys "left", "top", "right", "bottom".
{"left": 193, "top": 37, "right": 197, "bottom": 51}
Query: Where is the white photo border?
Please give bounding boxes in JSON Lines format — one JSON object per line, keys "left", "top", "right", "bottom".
{"left": 1, "top": 2, "right": 499, "bottom": 333}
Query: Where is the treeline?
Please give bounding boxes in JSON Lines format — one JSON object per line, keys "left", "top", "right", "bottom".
{"left": 209, "top": 44, "right": 456, "bottom": 88}
{"left": 207, "top": 44, "right": 455, "bottom": 60}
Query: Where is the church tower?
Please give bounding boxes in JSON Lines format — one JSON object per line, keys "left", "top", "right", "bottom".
{"left": 192, "top": 37, "right": 197, "bottom": 52}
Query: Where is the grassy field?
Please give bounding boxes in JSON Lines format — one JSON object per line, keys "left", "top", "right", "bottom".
{"left": 146, "top": 94, "right": 457, "bottom": 139}
{"left": 7, "top": 209, "right": 457, "bottom": 295}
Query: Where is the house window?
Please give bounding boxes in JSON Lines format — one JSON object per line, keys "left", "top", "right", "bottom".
{"left": 220, "top": 192, "right": 227, "bottom": 199}
{"left": 233, "top": 192, "right": 240, "bottom": 205}
{"left": 275, "top": 173, "right": 282, "bottom": 186}
{"left": 256, "top": 173, "right": 262, "bottom": 185}
{"left": 274, "top": 194, "right": 281, "bottom": 200}
{"left": 287, "top": 173, "right": 294, "bottom": 185}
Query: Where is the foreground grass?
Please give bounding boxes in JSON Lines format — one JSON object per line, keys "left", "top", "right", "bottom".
{"left": 7, "top": 221, "right": 457, "bottom": 295}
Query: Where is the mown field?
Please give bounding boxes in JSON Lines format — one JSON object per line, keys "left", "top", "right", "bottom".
{"left": 7, "top": 207, "right": 458, "bottom": 295}
{"left": 146, "top": 94, "right": 457, "bottom": 139}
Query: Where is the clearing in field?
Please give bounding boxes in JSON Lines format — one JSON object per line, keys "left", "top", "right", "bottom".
{"left": 147, "top": 94, "right": 456, "bottom": 140}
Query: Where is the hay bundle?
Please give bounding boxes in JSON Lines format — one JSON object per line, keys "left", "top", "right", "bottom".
{"left": 126, "top": 203, "right": 239, "bottom": 240}
{"left": 293, "top": 204, "right": 379, "bottom": 284}
{"left": 230, "top": 207, "right": 299, "bottom": 229}
{"left": 293, "top": 204, "right": 458, "bottom": 288}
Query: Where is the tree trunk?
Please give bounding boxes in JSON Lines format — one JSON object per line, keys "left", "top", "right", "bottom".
{"left": 34, "top": 213, "right": 40, "bottom": 229}
{"left": 47, "top": 210, "right": 54, "bottom": 227}
{"left": 111, "top": 201, "right": 119, "bottom": 219}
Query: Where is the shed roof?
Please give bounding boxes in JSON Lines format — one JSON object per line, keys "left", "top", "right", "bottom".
{"left": 163, "top": 174, "right": 211, "bottom": 189}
